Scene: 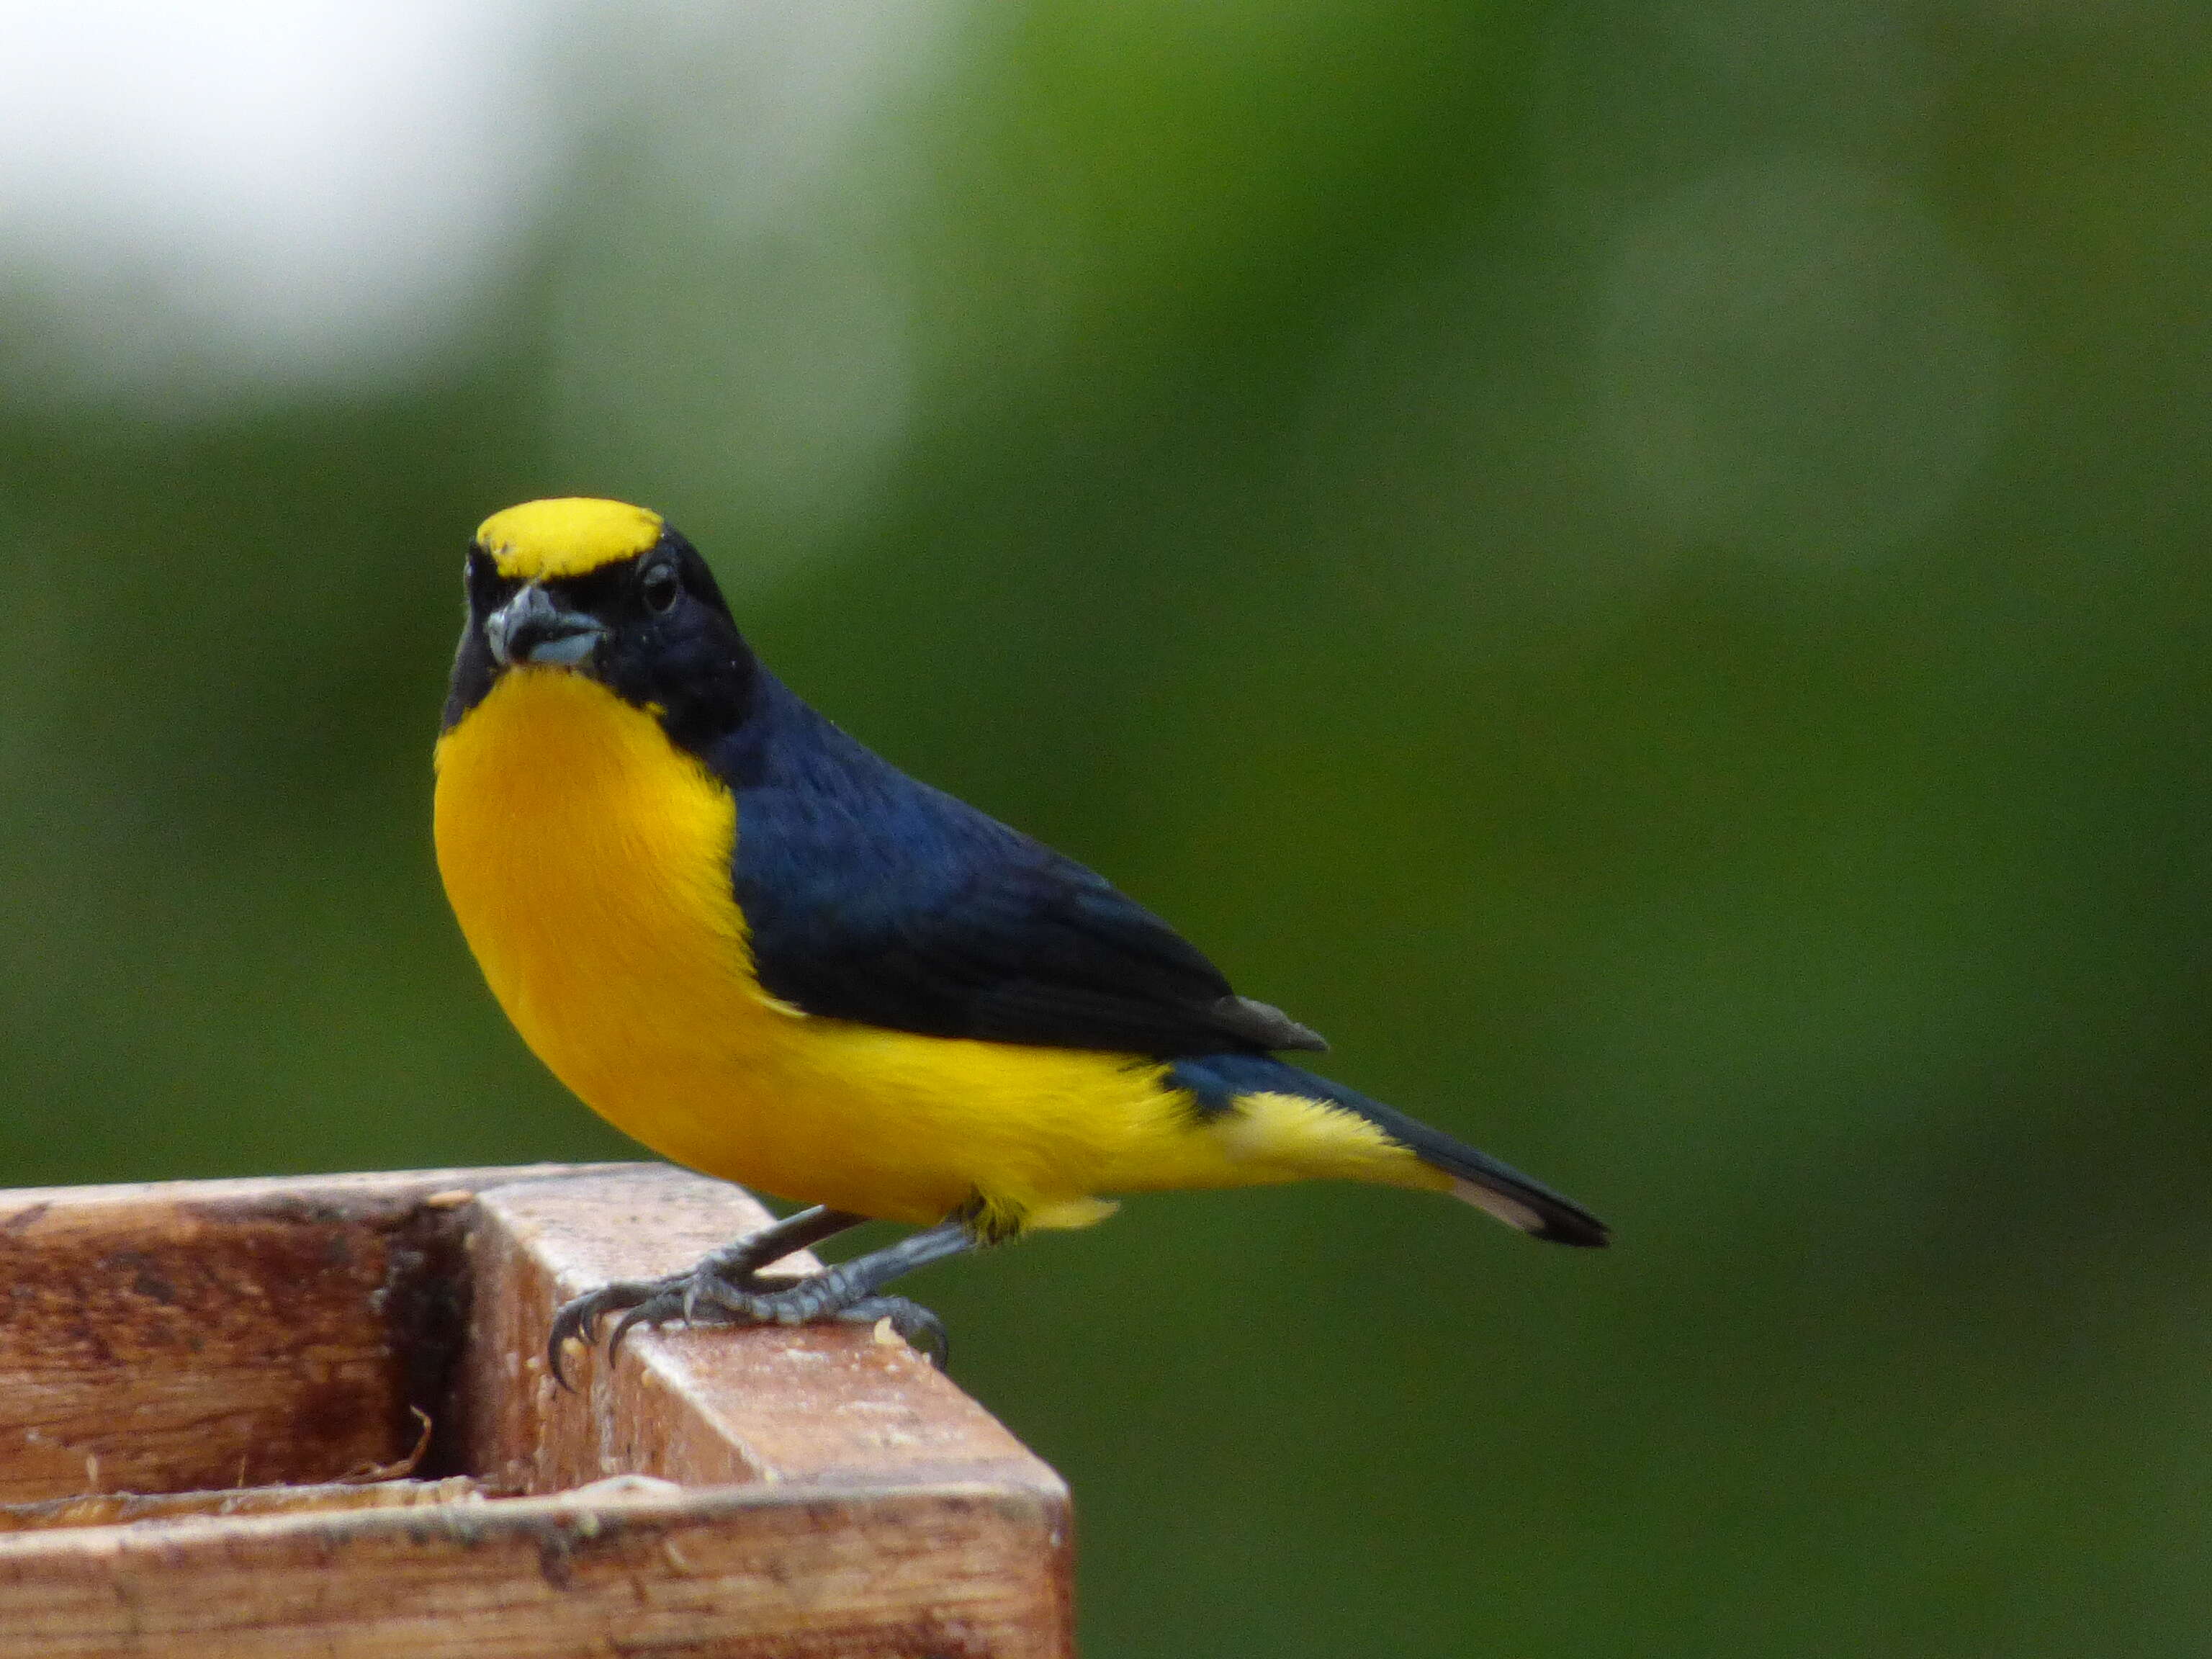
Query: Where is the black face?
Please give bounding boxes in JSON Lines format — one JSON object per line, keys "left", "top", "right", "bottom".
{"left": 441, "top": 527, "right": 758, "bottom": 752}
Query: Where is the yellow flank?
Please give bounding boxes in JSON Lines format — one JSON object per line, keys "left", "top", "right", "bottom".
{"left": 1215, "top": 1094, "right": 1452, "bottom": 1196}
{"left": 433, "top": 667, "right": 1439, "bottom": 1230}
{"left": 475, "top": 498, "right": 664, "bottom": 581}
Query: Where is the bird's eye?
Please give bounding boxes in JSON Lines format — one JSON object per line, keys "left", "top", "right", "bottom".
{"left": 640, "top": 561, "right": 680, "bottom": 616}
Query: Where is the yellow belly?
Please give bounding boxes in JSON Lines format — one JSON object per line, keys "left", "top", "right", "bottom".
{"left": 432, "top": 667, "right": 1407, "bottom": 1228}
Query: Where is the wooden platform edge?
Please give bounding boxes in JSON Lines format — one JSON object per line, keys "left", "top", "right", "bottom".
{"left": 0, "top": 1163, "right": 1076, "bottom": 1658}
{"left": 0, "top": 1478, "right": 1071, "bottom": 1659}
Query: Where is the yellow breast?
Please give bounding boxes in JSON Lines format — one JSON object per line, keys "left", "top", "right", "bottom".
{"left": 433, "top": 668, "right": 775, "bottom": 1155}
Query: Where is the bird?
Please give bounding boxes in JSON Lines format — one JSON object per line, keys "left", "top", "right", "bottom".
{"left": 433, "top": 498, "right": 1607, "bottom": 1377}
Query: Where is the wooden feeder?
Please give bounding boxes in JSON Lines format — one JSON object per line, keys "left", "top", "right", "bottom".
{"left": 0, "top": 1164, "right": 1072, "bottom": 1657}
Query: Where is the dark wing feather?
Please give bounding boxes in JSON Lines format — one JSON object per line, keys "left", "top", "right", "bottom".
{"left": 711, "top": 678, "right": 1324, "bottom": 1058}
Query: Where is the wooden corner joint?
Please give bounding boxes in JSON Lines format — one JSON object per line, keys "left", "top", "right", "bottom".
{"left": 0, "top": 1164, "right": 1073, "bottom": 1658}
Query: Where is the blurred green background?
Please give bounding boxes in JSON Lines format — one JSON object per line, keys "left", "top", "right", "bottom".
{"left": 5, "top": 2, "right": 2210, "bottom": 1653}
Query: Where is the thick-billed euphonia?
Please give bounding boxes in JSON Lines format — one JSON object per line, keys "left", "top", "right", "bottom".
{"left": 433, "top": 498, "right": 1606, "bottom": 1373}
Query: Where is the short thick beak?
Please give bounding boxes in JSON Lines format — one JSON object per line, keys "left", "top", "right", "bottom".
{"left": 484, "top": 583, "right": 606, "bottom": 668}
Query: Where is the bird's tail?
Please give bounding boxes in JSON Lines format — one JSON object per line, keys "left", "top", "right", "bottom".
{"left": 1340, "top": 1089, "right": 1611, "bottom": 1247}
{"left": 1169, "top": 1053, "right": 1610, "bottom": 1247}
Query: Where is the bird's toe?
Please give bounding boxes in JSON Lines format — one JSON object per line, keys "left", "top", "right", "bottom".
{"left": 837, "top": 1295, "right": 948, "bottom": 1367}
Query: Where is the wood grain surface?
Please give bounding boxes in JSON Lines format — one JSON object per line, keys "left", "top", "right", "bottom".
{"left": 0, "top": 1164, "right": 1073, "bottom": 1658}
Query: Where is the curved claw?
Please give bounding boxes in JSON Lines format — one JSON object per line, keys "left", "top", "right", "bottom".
{"left": 547, "top": 1278, "right": 665, "bottom": 1389}
{"left": 604, "top": 1291, "right": 689, "bottom": 1365}
{"left": 602, "top": 1300, "right": 654, "bottom": 1367}
{"left": 840, "top": 1295, "right": 949, "bottom": 1369}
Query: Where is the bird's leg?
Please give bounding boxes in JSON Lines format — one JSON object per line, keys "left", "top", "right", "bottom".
{"left": 546, "top": 1204, "right": 867, "bottom": 1385}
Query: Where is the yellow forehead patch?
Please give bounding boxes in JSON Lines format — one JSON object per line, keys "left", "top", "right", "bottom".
{"left": 475, "top": 498, "right": 665, "bottom": 580}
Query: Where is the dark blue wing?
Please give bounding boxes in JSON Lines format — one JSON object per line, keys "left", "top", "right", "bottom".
{"left": 709, "top": 675, "right": 1324, "bottom": 1058}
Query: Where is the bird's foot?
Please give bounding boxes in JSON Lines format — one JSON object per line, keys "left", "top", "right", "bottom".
{"left": 542, "top": 1260, "right": 764, "bottom": 1387}
{"left": 548, "top": 1268, "right": 948, "bottom": 1382}
{"left": 547, "top": 1213, "right": 972, "bottom": 1386}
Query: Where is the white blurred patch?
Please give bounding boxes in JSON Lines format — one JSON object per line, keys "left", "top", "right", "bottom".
{"left": 1449, "top": 1176, "right": 1546, "bottom": 1234}
{"left": 542, "top": 2, "right": 958, "bottom": 593}
{"left": 0, "top": 1, "right": 563, "bottom": 406}
{"left": 1586, "top": 158, "right": 2007, "bottom": 565}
